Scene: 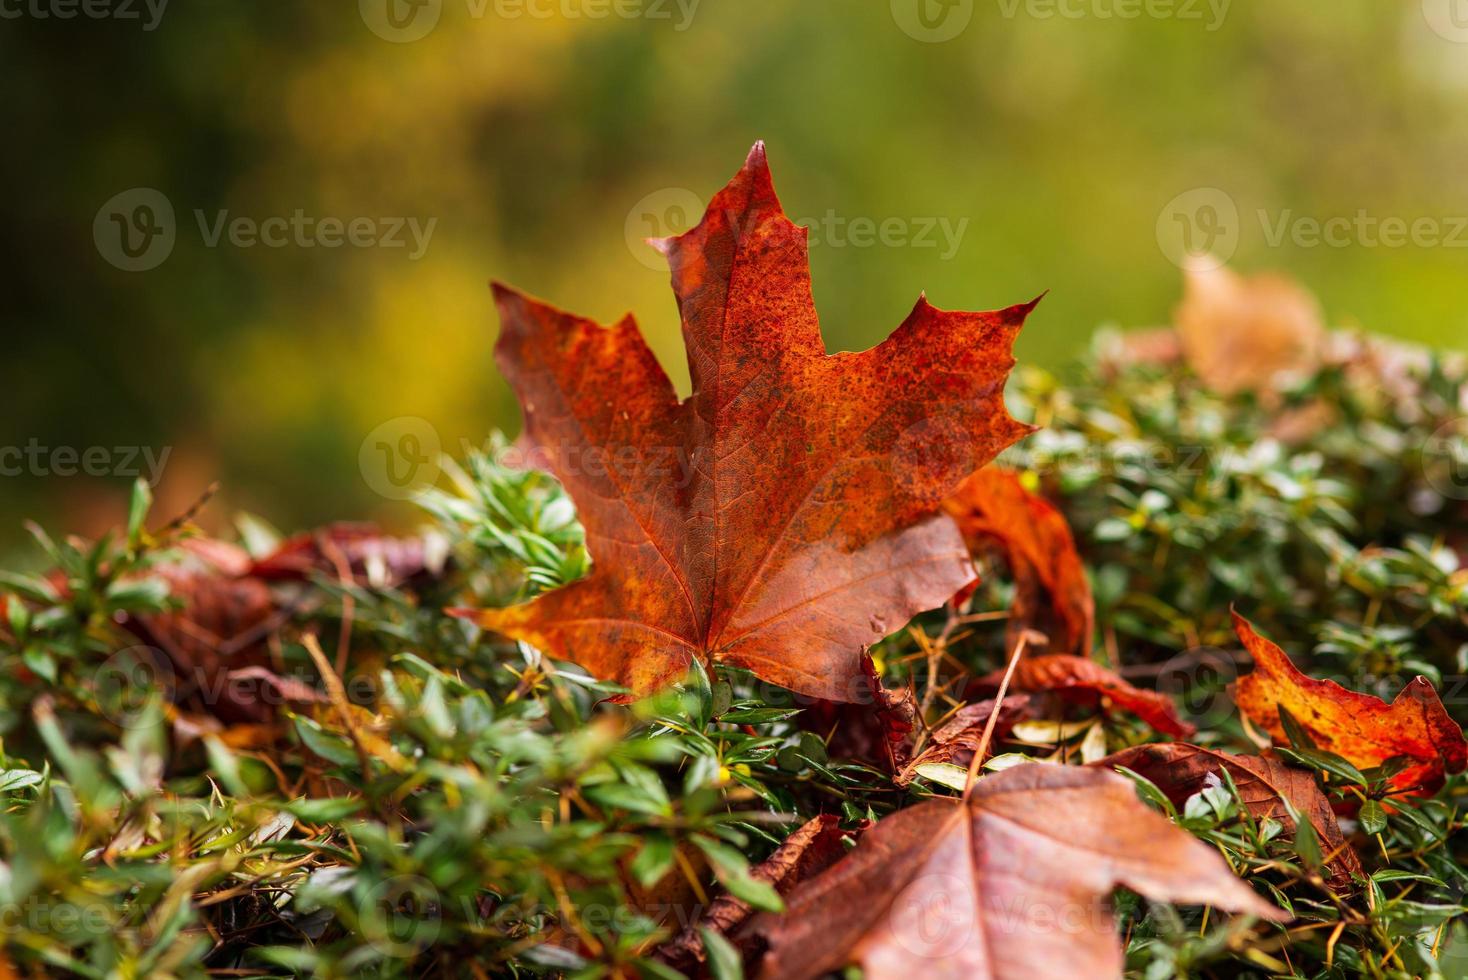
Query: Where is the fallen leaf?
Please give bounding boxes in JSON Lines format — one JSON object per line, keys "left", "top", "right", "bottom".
{"left": 799, "top": 657, "right": 917, "bottom": 771}
{"left": 750, "top": 763, "right": 1286, "bottom": 979}
{"left": 973, "top": 654, "right": 1195, "bottom": 738}
{"left": 895, "top": 696, "right": 1034, "bottom": 787}
{"left": 1098, "top": 742, "right": 1362, "bottom": 889}
{"left": 454, "top": 144, "right": 1035, "bottom": 701}
{"left": 122, "top": 538, "right": 282, "bottom": 724}
{"left": 1175, "top": 259, "right": 1324, "bottom": 396}
{"left": 250, "top": 523, "right": 446, "bottom": 589}
{"left": 944, "top": 468, "right": 1094, "bottom": 656}
{"left": 1231, "top": 612, "right": 1467, "bottom": 795}
{"left": 657, "top": 814, "right": 851, "bottom": 973}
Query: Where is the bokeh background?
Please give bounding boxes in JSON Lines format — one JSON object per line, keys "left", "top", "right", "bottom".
{"left": 3, "top": 0, "right": 1467, "bottom": 555}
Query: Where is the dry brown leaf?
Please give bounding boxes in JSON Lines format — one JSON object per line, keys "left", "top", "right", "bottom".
{"left": 1098, "top": 742, "right": 1362, "bottom": 889}
{"left": 1175, "top": 259, "right": 1325, "bottom": 396}
{"left": 656, "top": 814, "right": 851, "bottom": 973}
{"left": 750, "top": 763, "right": 1286, "bottom": 979}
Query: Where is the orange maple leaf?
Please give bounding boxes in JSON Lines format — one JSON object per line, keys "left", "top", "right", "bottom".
{"left": 974, "top": 653, "right": 1195, "bottom": 738}
{"left": 454, "top": 144, "right": 1036, "bottom": 700}
{"left": 1232, "top": 612, "right": 1467, "bottom": 795}
{"left": 944, "top": 466, "right": 1094, "bottom": 655}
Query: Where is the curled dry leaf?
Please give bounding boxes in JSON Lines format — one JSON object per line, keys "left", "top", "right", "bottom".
{"left": 1231, "top": 612, "right": 1468, "bottom": 795}
{"left": 1098, "top": 742, "right": 1362, "bottom": 889}
{"left": 122, "top": 526, "right": 436, "bottom": 725}
{"left": 799, "top": 656, "right": 917, "bottom": 771}
{"left": 122, "top": 538, "right": 284, "bottom": 724}
{"left": 1175, "top": 258, "right": 1325, "bottom": 396}
{"left": 895, "top": 695, "right": 1034, "bottom": 787}
{"left": 454, "top": 144, "right": 1035, "bottom": 701}
{"left": 943, "top": 467, "right": 1094, "bottom": 656}
{"left": 656, "top": 814, "right": 851, "bottom": 973}
{"left": 750, "top": 763, "right": 1286, "bottom": 980}
{"left": 249, "top": 523, "right": 446, "bottom": 589}
{"left": 973, "top": 654, "right": 1195, "bottom": 738}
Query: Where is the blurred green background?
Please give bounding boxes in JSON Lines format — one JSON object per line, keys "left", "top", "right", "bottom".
{"left": 2, "top": 1, "right": 1467, "bottom": 553}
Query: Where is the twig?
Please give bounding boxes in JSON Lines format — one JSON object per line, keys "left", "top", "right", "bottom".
{"left": 961, "top": 630, "right": 1031, "bottom": 803}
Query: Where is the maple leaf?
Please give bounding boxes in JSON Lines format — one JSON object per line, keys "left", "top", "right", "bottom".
{"left": 749, "top": 763, "right": 1286, "bottom": 979}
{"left": 1175, "top": 259, "right": 1325, "bottom": 396}
{"left": 656, "top": 814, "right": 852, "bottom": 973}
{"left": 1099, "top": 742, "right": 1362, "bottom": 889}
{"left": 972, "top": 653, "right": 1195, "bottom": 738}
{"left": 454, "top": 144, "right": 1036, "bottom": 700}
{"left": 944, "top": 467, "right": 1094, "bottom": 655}
{"left": 1231, "top": 612, "right": 1468, "bottom": 795}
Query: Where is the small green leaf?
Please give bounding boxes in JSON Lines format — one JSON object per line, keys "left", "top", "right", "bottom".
{"left": 693, "top": 836, "right": 783, "bottom": 913}
{"left": 127, "top": 478, "right": 153, "bottom": 546}
{"left": 1359, "top": 799, "right": 1387, "bottom": 836}
{"left": 22, "top": 647, "right": 57, "bottom": 684}
{"left": 700, "top": 927, "right": 745, "bottom": 980}
{"left": 631, "top": 833, "right": 676, "bottom": 887}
